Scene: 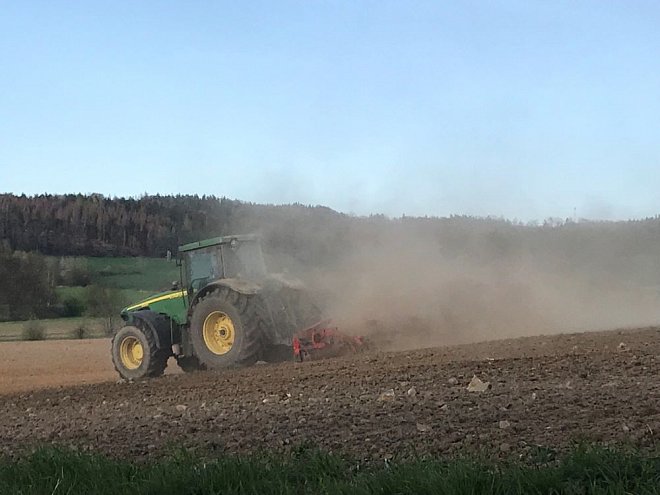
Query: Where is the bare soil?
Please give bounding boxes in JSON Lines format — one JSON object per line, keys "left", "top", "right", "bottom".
{"left": 0, "top": 339, "right": 179, "bottom": 395}
{"left": 0, "top": 339, "right": 118, "bottom": 394}
{"left": 0, "top": 327, "right": 658, "bottom": 460}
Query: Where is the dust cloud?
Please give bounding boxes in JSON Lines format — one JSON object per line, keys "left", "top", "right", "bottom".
{"left": 260, "top": 219, "right": 660, "bottom": 352}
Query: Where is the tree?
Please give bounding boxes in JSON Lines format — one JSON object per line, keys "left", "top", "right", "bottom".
{"left": 0, "top": 248, "right": 55, "bottom": 320}
{"left": 85, "top": 285, "right": 126, "bottom": 335}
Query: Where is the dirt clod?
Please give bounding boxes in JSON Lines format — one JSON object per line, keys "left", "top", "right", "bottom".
{"left": 378, "top": 389, "right": 396, "bottom": 401}
{"left": 467, "top": 376, "right": 491, "bottom": 392}
{"left": 416, "top": 422, "right": 432, "bottom": 432}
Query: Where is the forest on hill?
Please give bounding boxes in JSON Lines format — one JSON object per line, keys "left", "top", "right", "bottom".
{"left": 2, "top": 193, "right": 660, "bottom": 283}
{"left": 0, "top": 193, "right": 354, "bottom": 262}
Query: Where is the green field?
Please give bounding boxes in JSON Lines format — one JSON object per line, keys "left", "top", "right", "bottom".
{"left": 85, "top": 256, "right": 179, "bottom": 290}
{"left": 0, "top": 256, "right": 178, "bottom": 341}
{"left": 0, "top": 317, "right": 107, "bottom": 342}
{"left": 55, "top": 286, "right": 153, "bottom": 307}
{"left": 1, "top": 446, "right": 658, "bottom": 495}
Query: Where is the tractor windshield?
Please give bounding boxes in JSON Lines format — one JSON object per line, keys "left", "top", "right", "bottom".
{"left": 222, "top": 241, "right": 267, "bottom": 279}
{"left": 184, "top": 240, "right": 267, "bottom": 291}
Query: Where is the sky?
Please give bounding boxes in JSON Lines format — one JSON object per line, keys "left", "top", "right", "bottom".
{"left": 1, "top": 1, "right": 659, "bottom": 221}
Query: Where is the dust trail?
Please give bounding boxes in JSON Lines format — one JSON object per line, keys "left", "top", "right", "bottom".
{"left": 279, "top": 227, "right": 660, "bottom": 351}
{"left": 243, "top": 211, "right": 660, "bottom": 352}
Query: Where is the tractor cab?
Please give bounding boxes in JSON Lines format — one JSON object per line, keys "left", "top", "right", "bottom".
{"left": 179, "top": 235, "right": 267, "bottom": 295}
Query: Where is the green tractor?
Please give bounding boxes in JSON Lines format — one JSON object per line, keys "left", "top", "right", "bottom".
{"left": 111, "top": 235, "right": 321, "bottom": 380}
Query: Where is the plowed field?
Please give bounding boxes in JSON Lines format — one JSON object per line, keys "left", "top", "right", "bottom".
{"left": 0, "top": 327, "right": 658, "bottom": 460}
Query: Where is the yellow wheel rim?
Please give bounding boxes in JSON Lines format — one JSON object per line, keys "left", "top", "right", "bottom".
{"left": 119, "top": 336, "right": 144, "bottom": 370}
{"left": 203, "top": 311, "right": 235, "bottom": 355}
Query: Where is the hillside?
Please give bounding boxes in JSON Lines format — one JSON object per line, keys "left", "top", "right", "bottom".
{"left": 2, "top": 193, "right": 660, "bottom": 286}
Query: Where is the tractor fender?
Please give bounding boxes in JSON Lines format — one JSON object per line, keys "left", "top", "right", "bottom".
{"left": 191, "top": 278, "right": 263, "bottom": 307}
{"left": 266, "top": 273, "right": 306, "bottom": 290}
{"left": 122, "top": 309, "right": 175, "bottom": 350}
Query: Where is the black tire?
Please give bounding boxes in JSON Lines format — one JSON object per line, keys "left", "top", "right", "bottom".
{"left": 190, "top": 288, "right": 263, "bottom": 369}
{"left": 176, "top": 355, "right": 206, "bottom": 373}
{"left": 111, "top": 324, "right": 169, "bottom": 380}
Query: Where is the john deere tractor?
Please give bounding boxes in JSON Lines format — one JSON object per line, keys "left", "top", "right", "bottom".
{"left": 111, "top": 235, "right": 320, "bottom": 380}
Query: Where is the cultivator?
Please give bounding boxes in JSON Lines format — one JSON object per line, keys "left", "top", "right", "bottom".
{"left": 293, "top": 319, "right": 368, "bottom": 362}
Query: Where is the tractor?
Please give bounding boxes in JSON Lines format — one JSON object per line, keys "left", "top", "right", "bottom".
{"left": 111, "top": 235, "right": 363, "bottom": 380}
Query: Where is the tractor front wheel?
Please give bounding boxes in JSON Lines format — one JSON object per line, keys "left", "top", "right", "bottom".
{"left": 111, "top": 324, "right": 169, "bottom": 380}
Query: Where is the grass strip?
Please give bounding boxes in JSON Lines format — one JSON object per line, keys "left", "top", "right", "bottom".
{"left": 0, "top": 445, "right": 658, "bottom": 495}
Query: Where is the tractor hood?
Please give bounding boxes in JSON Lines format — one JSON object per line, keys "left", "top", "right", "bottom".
{"left": 120, "top": 289, "right": 188, "bottom": 324}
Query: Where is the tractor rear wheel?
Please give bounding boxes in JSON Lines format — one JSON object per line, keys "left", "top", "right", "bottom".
{"left": 189, "top": 289, "right": 263, "bottom": 369}
{"left": 111, "top": 324, "right": 169, "bottom": 380}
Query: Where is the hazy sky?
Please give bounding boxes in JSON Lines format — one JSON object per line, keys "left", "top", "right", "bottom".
{"left": 1, "top": 1, "right": 659, "bottom": 220}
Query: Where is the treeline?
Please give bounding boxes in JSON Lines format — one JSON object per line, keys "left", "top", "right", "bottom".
{"left": 0, "top": 193, "right": 358, "bottom": 270}
{"left": 0, "top": 193, "right": 351, "bottom": 260}
{"left": 2, "top": 193, "right": 660, "bottom": 287}
{"left": 0, "top": 194, "right": 236, "bottom": 256}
